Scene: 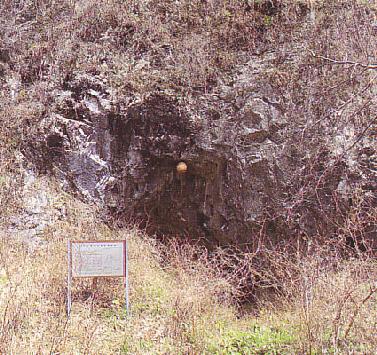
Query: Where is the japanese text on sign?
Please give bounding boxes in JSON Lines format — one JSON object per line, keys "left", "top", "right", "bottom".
{"left": 71, "top": 241, "right": 125, "bottom": 277}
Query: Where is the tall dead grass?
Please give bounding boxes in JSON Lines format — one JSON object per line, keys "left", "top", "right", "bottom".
{"left": 0, "top": 166, "right": 376, "bottom": 353}
{"left": 0, "top": 177, "right": 240, "bottom": 354}
{"left": 268, "top": 256, "right": 377, "bottom": 354}
{"left": 0, "top": 0, "right": 323, "bottom": 95}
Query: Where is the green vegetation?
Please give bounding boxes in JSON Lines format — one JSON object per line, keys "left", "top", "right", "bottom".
{"left": 207, "top": 325, "right": 296, "bottom": 354}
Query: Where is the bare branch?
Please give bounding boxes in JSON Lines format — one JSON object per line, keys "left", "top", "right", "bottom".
{"left": 344, "top": 285, "right": 377, "bottom": 339}
{"left": 309, "top": 51, "right": 377, "bottom": 70}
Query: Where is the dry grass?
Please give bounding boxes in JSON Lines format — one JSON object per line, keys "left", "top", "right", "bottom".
{"left": 3, "top": 0, "right": 346, "bottom": 96}
{"left": 262, "top": 257, "right": 377, "bottom": 354}
{"left": 0, "top": 177, "right": 240, "bottom": 354}
{"left": 0, "top": 178, "right": 376, "bottom": 353}
{"left": 0, "top": 162, "right": 375, "bottom": 353}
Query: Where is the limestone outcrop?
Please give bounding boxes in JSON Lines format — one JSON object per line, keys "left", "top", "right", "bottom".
{"left": 27, "top": 55, "right": 376, "bottom": 247}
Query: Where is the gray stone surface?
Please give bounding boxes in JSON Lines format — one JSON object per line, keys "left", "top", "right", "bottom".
{"left": 6, "top": 157, "right": 65, "bottom": 249}
{"left": 27, "top": 59, "right": 376, "bottom": 248}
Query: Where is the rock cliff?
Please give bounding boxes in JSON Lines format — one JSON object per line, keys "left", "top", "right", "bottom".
{"left": 30, "top": 59, "right": 376, "bottom": 247}
{"left": 1, "top": 0, "right": 375, "bottom": 248}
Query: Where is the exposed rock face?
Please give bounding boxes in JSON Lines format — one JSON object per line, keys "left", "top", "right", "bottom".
{"left": 28, "top": 58, "right": 376, "bottom": 248}
{"left": 5, "top": 156, "right": 64, "bottom": 249}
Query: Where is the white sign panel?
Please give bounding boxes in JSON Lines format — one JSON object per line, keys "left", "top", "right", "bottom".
{"left": 71, "top": 241, "right": 126, "bottom": 277}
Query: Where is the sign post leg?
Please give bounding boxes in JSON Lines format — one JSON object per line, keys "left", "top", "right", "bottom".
{"left": 67, "top": 240, "right": 72, "bottom": 317}
{"left": 125, "top": 241, "right": 130, "bottom": 316}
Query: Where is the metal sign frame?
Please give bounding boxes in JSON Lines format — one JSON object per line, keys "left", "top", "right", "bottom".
{"left": 67, "top": 240, "right": 129, "bottom": 317}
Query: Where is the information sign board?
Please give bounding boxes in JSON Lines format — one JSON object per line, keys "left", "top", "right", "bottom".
{"left": 71, "top": 241, "right": 126, "bottom": 277}
{"left": 67, "top": 240, "right": 129, "bottom": 317}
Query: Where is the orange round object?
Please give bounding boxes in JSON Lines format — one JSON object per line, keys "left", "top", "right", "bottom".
{"left": 176, "top": 161, "right": 188, "bottom": 174}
